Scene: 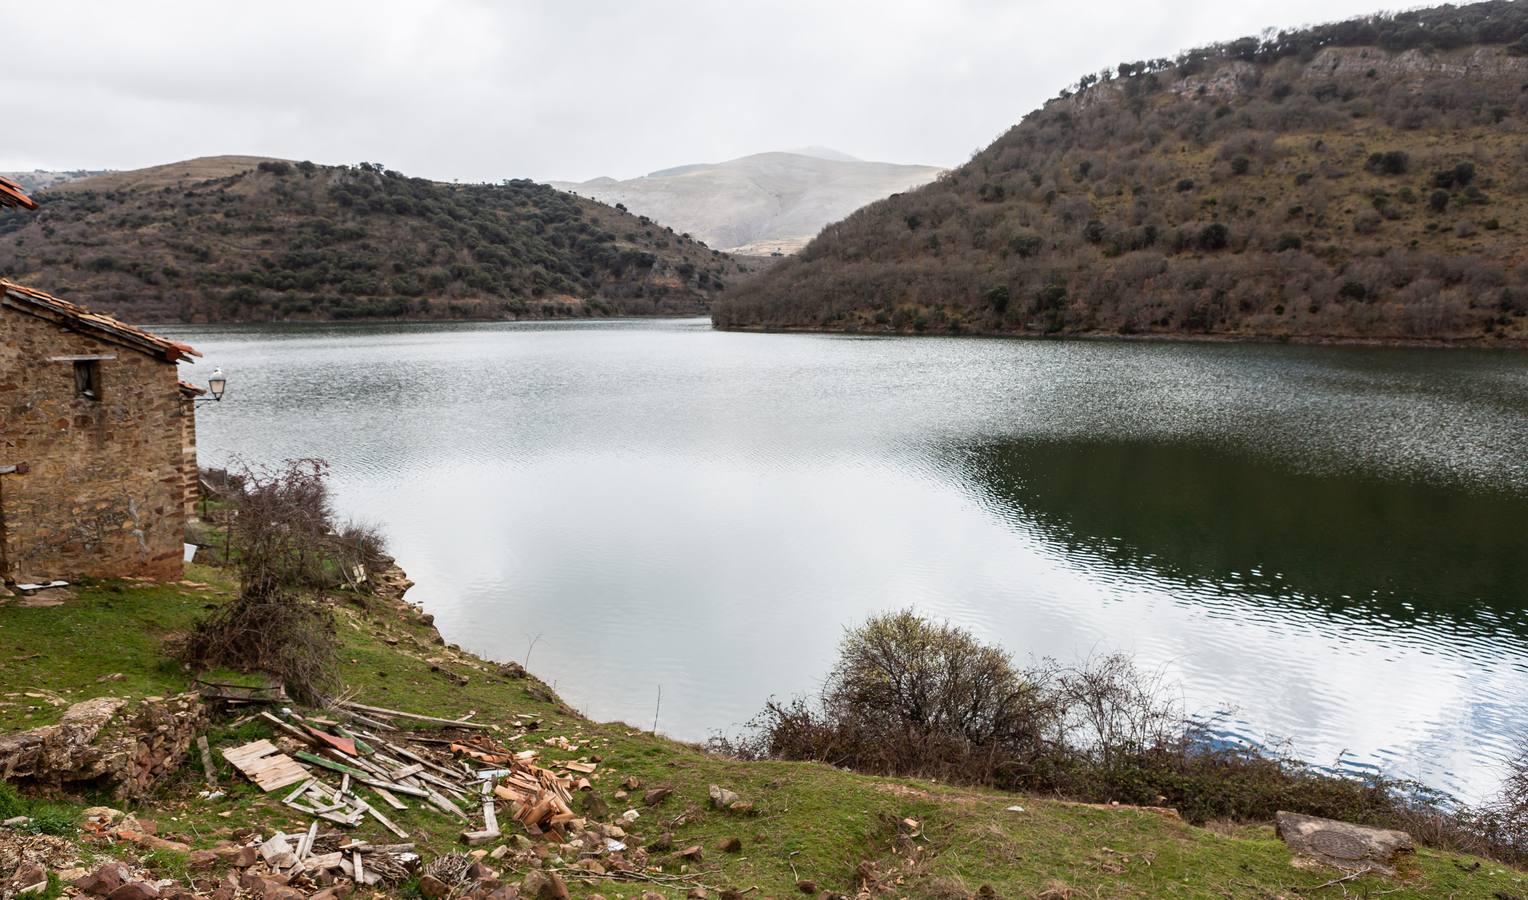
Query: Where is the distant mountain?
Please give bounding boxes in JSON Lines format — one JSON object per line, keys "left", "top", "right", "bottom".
{"left": 0, "top": 169, "right": 109, "bottom": 193}
{"left": 549, "top": 151, "right": 943, "bottom": 256}
{"left": 0, "top": 156, "right": 746, "bottom": 323}
{"left": 716, "top": 2, "right": 1528, "bottom": 346}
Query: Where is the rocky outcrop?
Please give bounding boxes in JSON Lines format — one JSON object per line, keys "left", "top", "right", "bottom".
{"left": 0, "top": 693, "right": 206, "bottom": 799}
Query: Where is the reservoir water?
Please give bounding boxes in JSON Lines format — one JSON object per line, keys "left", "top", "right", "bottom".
{"left": 163, "top": 318, "right": 1528, "bottom": 801}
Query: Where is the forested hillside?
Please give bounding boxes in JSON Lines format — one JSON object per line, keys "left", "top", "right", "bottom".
{"left": 0, "top": 157, "right": 742, "bottom": 322}
{"left": 715, "top": 2, "right": 1528, "bottom": 345}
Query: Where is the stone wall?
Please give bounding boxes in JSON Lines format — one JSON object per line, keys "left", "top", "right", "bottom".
{"left": 0, "top": 693, "right": 207, "bottom": 799}
{"left": 0, "top": 307, "right": 188, "bottom": 581}
{"left": 180, "top": 394, "right": 200, "bottom": 519}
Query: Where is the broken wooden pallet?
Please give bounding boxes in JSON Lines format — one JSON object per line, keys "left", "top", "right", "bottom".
{"left": 222, "top": 739, "right": 310, "bottom": 791}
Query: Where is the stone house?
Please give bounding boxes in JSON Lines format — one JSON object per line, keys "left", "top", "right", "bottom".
{"left": 0, "top": 278, "right": 203, "bottom": 582}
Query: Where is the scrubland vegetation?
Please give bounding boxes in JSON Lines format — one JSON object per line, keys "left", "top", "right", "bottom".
{"left": 0, "top": 160, "right": 741, "bottom": 322}
{"left": 718, "top": 610, "right": 1528, "bottom": 868}
{"left": 716, "top": 2, "right": 1528, "bottom": 344}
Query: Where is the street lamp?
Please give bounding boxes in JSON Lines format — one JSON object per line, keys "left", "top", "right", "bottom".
{"left": 197, "top": 367, "right": 228, "bottom": 403}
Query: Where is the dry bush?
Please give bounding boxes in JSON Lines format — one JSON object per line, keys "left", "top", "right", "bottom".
{"left": 720, "top": 609, "right": 1528, "bottom": 862}
{"left": 175, "top": 459, "right": 347, "bottom": 703}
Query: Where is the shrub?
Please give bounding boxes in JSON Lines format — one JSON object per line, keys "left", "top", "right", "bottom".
{"left": 1365, "top": 151, "right": 1410, "bottom": 175}
{"left": 1433, "top": 161, "right": 1477, "bottom": 189}
{"left": 986, "top": 285, "right": 1010, "bottom": 314}
{"left": 1429, "top": 189, "right": 1451, "bottom": 212}
{"left": 718, "top": 611, "right": 1528, "bottom": 862}
{"left": 1275, "top": 232, "right": 1303, "bottom": 251}
{"left": 174, "top": 459, "right": 357, "bottom": 703}
{"left": 1230, "top": 156, "right": 1251, "bottom": 175}
{"left": 1008, "top": 233, "right": 1044, "bottom": 258}
{"left": 1198, "top": 222, "right": 1229, "bottom": 250}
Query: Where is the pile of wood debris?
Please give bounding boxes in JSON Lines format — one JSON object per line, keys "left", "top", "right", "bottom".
{"left": 219, "top": 699, "right": 596, "bottom": 850}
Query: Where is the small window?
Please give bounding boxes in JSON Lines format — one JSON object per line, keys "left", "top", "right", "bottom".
{"left": 73, "top": 360, "right": 102, "bottom": 401}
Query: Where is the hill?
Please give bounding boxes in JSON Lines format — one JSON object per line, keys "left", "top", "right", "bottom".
{"left": 549, "top": 150, "right": 943, "bottom": 256}
{"left": 0, "top": 156, "right": 745, "bottom": 323}
{"left": 714, "top": 2, "right": 1528, "bottom": 345}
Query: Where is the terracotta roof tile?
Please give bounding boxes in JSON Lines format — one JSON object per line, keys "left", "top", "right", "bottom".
{"left": 0, "top": 176, "right": 37, "bottom": 211}
{"left": 0, "top": 279, "right": 201, "bottom": 363}
{"left": 178, "top": 380, "right": 207, "bottom": 396}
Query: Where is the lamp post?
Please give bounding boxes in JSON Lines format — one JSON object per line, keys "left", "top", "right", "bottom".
{"left": 196, "top": 368, "right": 228, "bottom": 403}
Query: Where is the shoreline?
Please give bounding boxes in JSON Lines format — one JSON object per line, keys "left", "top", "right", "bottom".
{"left": 712, "top": 322, "right": 1528, "bottom": 351}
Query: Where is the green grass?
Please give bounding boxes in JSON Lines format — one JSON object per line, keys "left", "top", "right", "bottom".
{"left": 2, "top": 568, "right": 1525, "bottom": 897}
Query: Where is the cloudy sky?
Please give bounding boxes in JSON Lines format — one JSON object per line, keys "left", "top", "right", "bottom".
{"left": 4, "top": 0, "right": 1391, "bottom": 183}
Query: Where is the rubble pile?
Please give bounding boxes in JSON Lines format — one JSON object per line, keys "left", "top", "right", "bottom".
{"left": 0, "top": 693, "right": 206, "bottom": 799}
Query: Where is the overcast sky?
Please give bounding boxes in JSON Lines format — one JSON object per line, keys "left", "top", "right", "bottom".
{"left": 3, "top": 0, "right": 1392, "bottom": 183}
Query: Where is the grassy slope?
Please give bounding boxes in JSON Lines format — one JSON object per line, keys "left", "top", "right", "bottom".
{"left": 2, "top": 568, "right": 1524, "bottom": 898}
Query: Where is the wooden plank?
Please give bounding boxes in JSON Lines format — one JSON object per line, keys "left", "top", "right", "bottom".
{"left": 283, "top": 778, "right": 318, "bottom": 804}
{"left": 337, "top": 700, "right": 491, "bottom": 730}
{"left": 221, "top": 739, "right": 278, "bottom": 765}
{"left": 372, "top": 787, "right": 408, "bottom": 811}
{"left": 259, "top": 712, "right": 320, "bottom": 746}
{"left": 354, "top": 797, "right": 410, "bottom": 840}
{"left": 197, "top": 735, "right": 218, "bottom": 786}
{"left": 224, "top": 740, "right": 309, "bottom": 792}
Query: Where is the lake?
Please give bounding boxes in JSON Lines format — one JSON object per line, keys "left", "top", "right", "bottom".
{"left": 163, "top": 318, "right": 1528, "bottom": 801}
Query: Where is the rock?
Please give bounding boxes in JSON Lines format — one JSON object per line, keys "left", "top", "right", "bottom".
{"left": 718, "top": 836, "right": 742, "bottom": 853}
{"left": 2, "top": 815, "right": 28, "bottom": 827}
{"left": 75, "top": 863, "right": 129, "bottom": 896}
{"left": 687, "top": 889, "right": 708, "bottom": 899}
{"left": 796, "top": 881, "right": 818, "bottom": 895}
{"left": 677, "top": 845, "right": 703, "bottom": 863}
{"left": 646, "top": 832, "right": 673, "bottom": 852}
{"left": 719, "top": 891, "right": 745, "bottom": 900}
{"left": 187, "top": 850, "right": 219, "bottom": 870}
{"left": 418, "top": 875, "right": 451, "bottom": 900}
{"left": 19, "top": 587, "right": 73, "bottom": 606}
{"left": 642, "top": 787, "right": 672, "bottom": 806}
{"left": 612, "top": 790, "right": 629, "bottom": 801}
{"left": 708, "top": 784, "right": 741, "bottom": 809}
{"left": 489, "top": 844, "right": 509, "bottom": 860}
{"left": 526, "top": 870, "right": 568, "bottom": 900}
{"left": 1275, "top": 811, "right": 1414, "bottom": 875}
{"left": 467, "top": 861, "right": 498, "bottom": 881}
{"left": 10, "top": 862, "right": 47, "bottom": 894}
{"left": 83, "top": 806, "right": 129, "bottom": 826}
{"left": 217, "top": 845, "right": 258, "bottom": 868}
{"left": 107, "top": 883, "right": 161, "bottom": 900}
{"left": 581, "top": 792, "right": 609, "bottom": 818}
{"left": 976, "top": 885, "right": 998, "bottom": 899}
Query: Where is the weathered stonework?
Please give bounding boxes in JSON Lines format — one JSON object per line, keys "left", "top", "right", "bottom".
{"left": 0, "top": 303, "right": 191, "bottom": 581}
{"left": 0, "top": 693, "right": 207, "bottom": 799}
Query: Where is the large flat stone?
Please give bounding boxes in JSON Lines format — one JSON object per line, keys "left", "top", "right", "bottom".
{"left": 1275, "top": 811, "right": 1414, "bottom": 874}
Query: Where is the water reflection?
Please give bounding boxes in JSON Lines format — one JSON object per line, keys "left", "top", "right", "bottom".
{"left": 159, "top": 319, "right": 1528, "bottom": 800}
{"left": 956, "top": 439, "right": 1528, "bottom": 637}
